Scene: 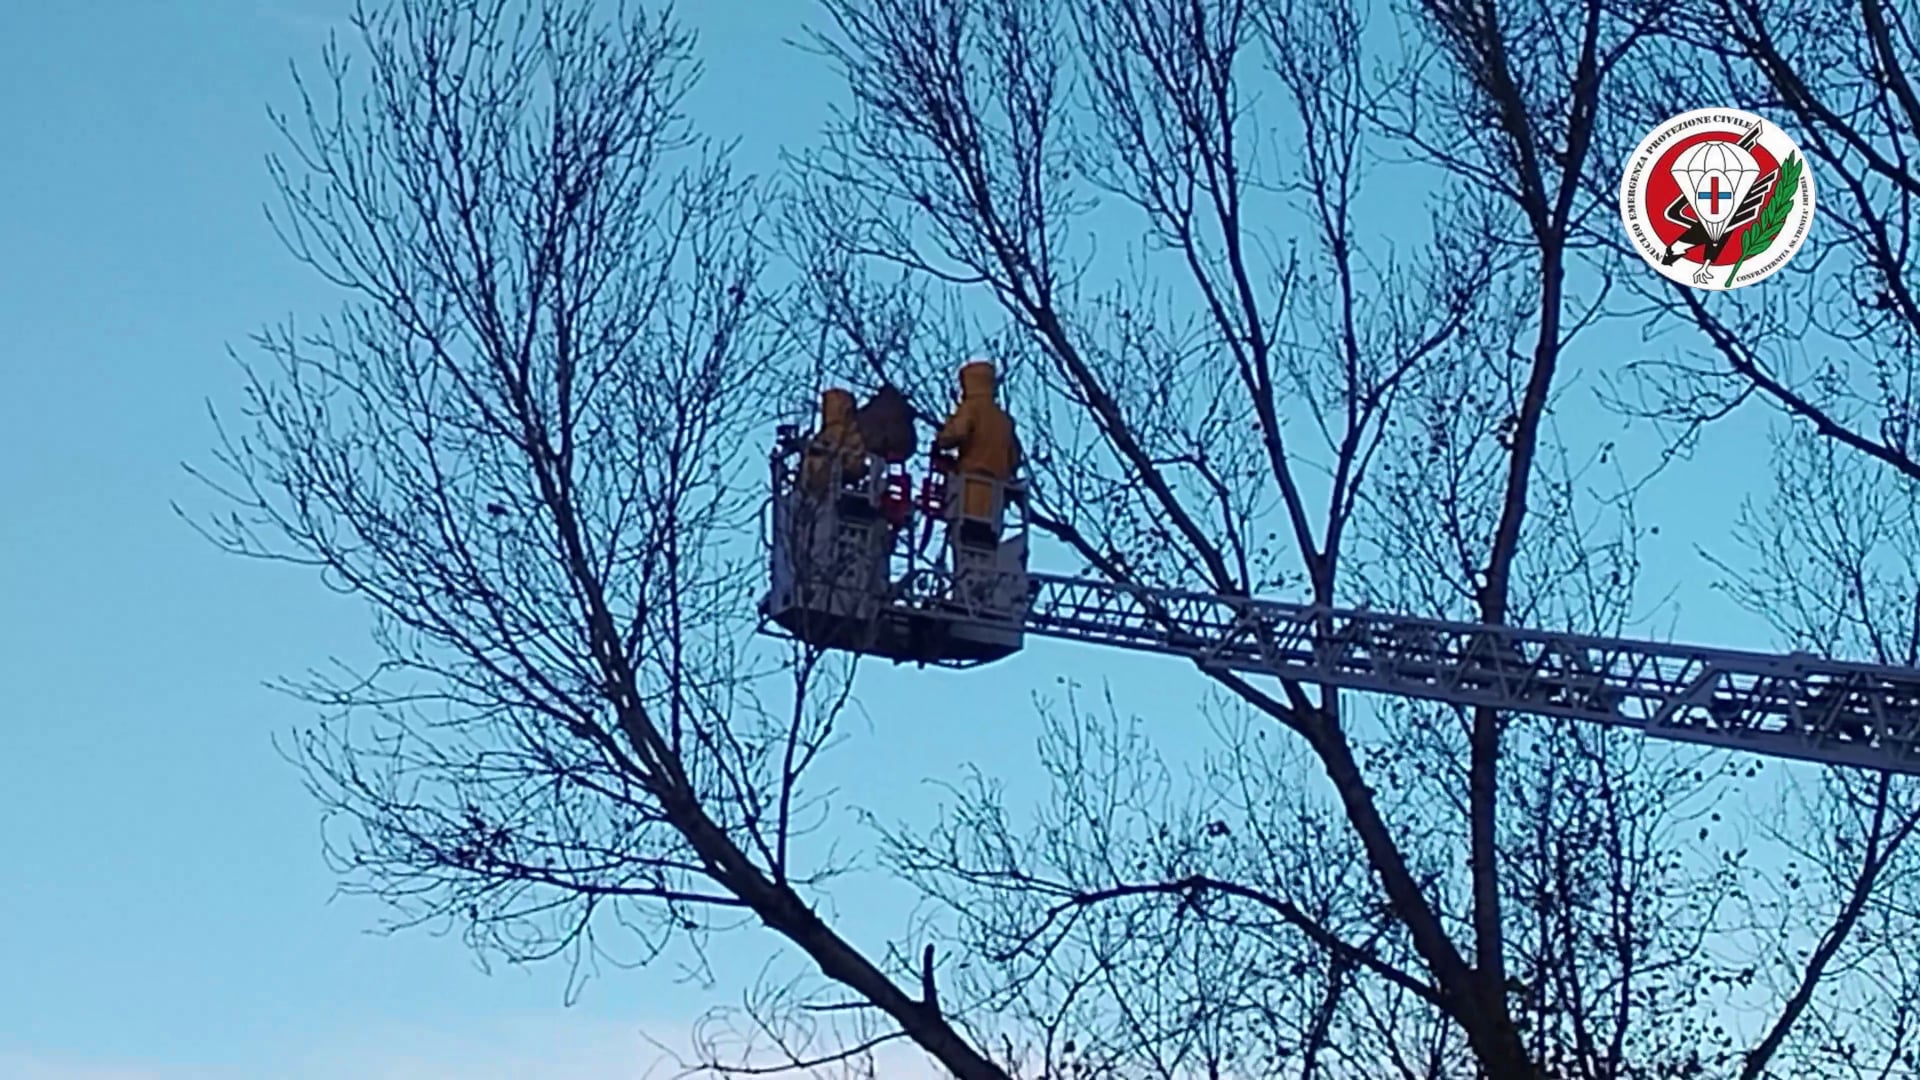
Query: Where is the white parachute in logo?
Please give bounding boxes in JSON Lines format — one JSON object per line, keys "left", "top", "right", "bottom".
{"left": 1671, "top": 139, "right": 1760, "bottom": 243}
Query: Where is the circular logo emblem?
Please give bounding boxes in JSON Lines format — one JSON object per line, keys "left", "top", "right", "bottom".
{"left": 1619, "top": 109, "right": 1815, "bottom": 290}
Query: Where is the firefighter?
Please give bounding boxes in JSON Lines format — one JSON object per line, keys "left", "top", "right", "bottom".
{"left": 854, "top": 383, "right": 917, "bottom": 464}
{"left": 802, "top": 387, "right": 870, "bottom": 496}
{"left": 933, "top": 359, "right": 1020, "bottom": 541}
{"left": 855, "top": 383, "right": 918, "bottom": 530}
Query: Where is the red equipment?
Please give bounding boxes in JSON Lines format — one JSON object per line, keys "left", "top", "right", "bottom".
{"left": 879, "top": 461, "right": 914, "bottom": 529}
{"left": 915, "top": 449, "right": 956, "bottom": 557}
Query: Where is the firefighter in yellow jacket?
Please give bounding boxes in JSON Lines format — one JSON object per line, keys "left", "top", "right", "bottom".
{"left": 934, "top": 360, "right": 1020, "bottom": 535}
{"left": 803, "top": 387, "right": 869, "bottom": 495}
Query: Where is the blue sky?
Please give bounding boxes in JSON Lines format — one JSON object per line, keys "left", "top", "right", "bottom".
{"left": 0, "top": 1, "right": 1792, "bottom": 1077}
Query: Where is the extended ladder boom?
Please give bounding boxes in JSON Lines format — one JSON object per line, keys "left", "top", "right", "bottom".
{"left": 973, "top": 572, "right": 1920, "bottom": 775}
{"left": 763, "top": 440, "right": 1920, "bottom": 774}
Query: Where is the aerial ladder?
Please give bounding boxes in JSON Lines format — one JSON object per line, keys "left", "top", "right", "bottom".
{"left": 760, "top": 432, "right": 1920, "bottom": 776}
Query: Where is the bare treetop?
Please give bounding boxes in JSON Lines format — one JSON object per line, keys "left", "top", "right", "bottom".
{"left": 199, "top": 1, "right": 1920, "bottom": 1078}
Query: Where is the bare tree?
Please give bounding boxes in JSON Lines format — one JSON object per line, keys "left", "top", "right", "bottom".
{"left": 193, "top": 2, "right": 1027, "bottom": 1077}
{"left": 1344, "top": 2, "right": 1920, "bottom": 1075}
{"left": 1612, "top": 0, "right": 1920, "bottom": 482}
{"left": 788, "top": 0, "right": 1579, "bottom": 1073}
{"left": 1592, "top": 5, "right": 1920, "bottom": 1074}
{"left": 785, "top": 0, "right": 1920, "bottom": 1077}
{"left": 199, "top": 0, "right": 1920, "bottom": 1076}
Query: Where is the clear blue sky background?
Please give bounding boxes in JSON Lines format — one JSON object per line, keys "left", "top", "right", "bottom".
{"left": 0, "top": 2, "right": 1786, "bottom": 1078}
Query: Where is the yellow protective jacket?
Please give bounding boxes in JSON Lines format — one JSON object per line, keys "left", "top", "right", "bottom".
{"left": 934, "top": 361, "right": 1020, "bottom": 520}
{"left": 803, "top": 388, "right": 868, "bottom": 493}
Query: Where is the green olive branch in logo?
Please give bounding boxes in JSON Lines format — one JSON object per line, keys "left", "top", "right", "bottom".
{"left": 1723, "top": 152, "right": 1803, "bottom": 287}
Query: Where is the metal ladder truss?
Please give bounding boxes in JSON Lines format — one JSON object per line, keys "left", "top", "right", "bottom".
{"left": 1008, "top": 572, "right": 1920, "bottom": 775}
